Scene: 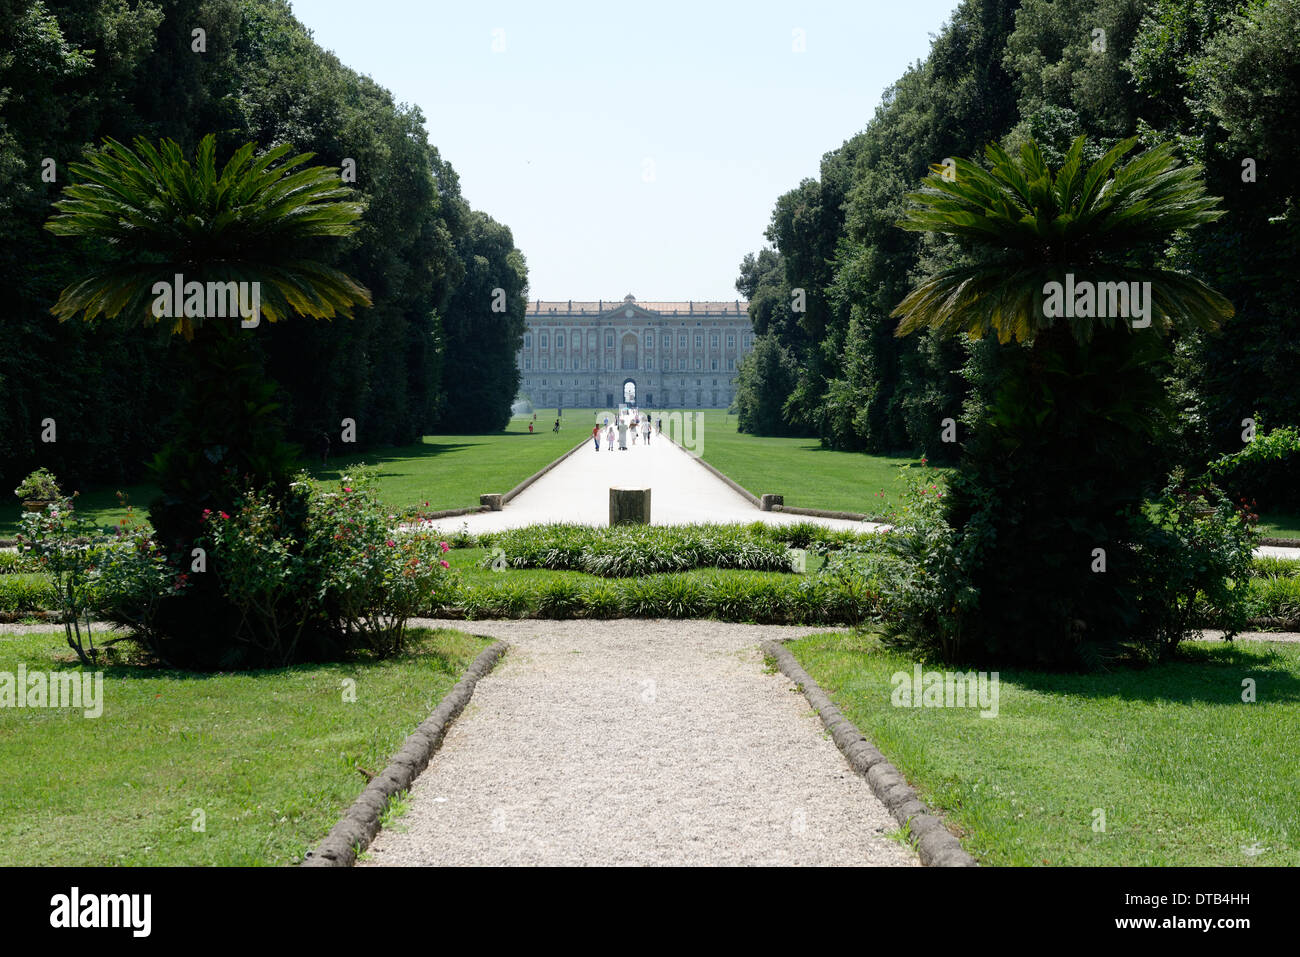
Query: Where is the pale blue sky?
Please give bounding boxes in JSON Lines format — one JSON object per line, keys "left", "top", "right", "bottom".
{"left": 290, "top": 0, "right": 962, "bottom": 300}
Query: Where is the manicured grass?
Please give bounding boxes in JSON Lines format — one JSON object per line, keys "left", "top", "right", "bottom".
{"left": 1258, "top": 510, "right": 1300, "bottom": 539}
{"left": 786, "top": 630, "right": 1300, "bottom": 865}
{"left": 0, "top": 409, "right": 608, "bottom": 537}
{"left": 682, "top": 410, "right": 935, "bottom": 518}
{"left": 0, "top": 627, "right": 491, "bottom": 865}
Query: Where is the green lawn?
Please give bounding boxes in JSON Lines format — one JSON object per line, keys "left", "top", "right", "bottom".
{"left": 683, "top": 410, "right": 932, "bottom": 519}
{"left": 0, "top": 409, "right": 608, "bottom": 537}
{"left": 1259, "top": 510, "right": 1300, "bottom": 539}
{"left": 787, "top": 630, "right": 1300, "bottom": 866}
{"left": 7, "top": 406, "right": 1296, "bottom": 538}
{"left": 0, "top": 626, "right": 490, "bottom": 865}
{"left": 684, "top": 411, "right": 1300, "bottom": 536}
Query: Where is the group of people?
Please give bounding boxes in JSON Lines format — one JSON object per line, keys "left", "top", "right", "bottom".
{"left": 593, "top": 409, "right": 662, "bottom": 451}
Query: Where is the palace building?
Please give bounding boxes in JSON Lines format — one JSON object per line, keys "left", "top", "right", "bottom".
{"left": 518, "top": 294, "right": 753, "bottom": 409}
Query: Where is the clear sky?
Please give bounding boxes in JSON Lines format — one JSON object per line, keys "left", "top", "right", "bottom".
{"left": 289, "top": 0, "right": 962, "bottom": 301}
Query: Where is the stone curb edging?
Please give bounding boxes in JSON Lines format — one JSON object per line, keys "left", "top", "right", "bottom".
{"left": 659, "top": 429, "right": 881, "bottom": 520}
{"left": 759, "top": 638, "right": 978, "bottom": 867}
{"left": 302, "top": 639, "right": 508, "bottom": 867}
{"left": 1260, "top": 537, "right": 1300, "bottom": 547}
{"left": 772, "top": 504, "right": 877, "bottom": 523}
{"left": 502, "top": 436, "right": 589, "bottom": 504}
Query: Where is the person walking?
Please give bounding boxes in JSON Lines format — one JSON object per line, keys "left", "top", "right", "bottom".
{"left": 617, "top": 417, "right": 628, "bottom": 450}
{"left": 642, "top": 418, "right": 652, "bottom": 445}
{"left": 528, "top": 421, "right": 533, "bottom": 434}
{"left": 606, "top": 425, "right": 615, "bottom": 450}
{"left": 553, "top": 418, "right": 560, "bottom": 434}
{"left": 592, "top": 424, "right": 601, "bottom": 451}
{"left": 656, "top": 416, "right": 662, "bottom": 434}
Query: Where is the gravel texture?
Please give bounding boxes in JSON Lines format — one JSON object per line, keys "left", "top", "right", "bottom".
{"left": 361, "top": 618, "right": 919, "bottom": 867}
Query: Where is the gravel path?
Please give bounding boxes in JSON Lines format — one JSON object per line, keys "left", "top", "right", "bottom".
{"left": 360, "top": 618, "right": 919, "bottom": 867}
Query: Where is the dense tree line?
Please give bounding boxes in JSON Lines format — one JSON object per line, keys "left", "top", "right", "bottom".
{"left": 0, "top": 0, "right": 528, "bottom": 490}
{"left": 735, "top": 0, "right": 1298, "bottom": 469}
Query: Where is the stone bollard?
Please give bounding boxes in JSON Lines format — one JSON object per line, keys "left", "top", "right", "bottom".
{"left": 760, "top": 494, "right": 784, "bottom": 511}
{"left": 480, "top": 493, "right": 504, "bottom": 511}
{"left": 609, "top": 487, "right": 651, "bottom": 526}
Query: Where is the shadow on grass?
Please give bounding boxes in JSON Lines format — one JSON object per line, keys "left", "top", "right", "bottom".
{"left": 14, "top": 626, "right": 471, "bottom": 683}
{"left": 1003, "top": 641, "right": 1300, "bottom": 705}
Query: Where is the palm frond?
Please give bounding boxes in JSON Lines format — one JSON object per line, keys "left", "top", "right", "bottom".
{"left": 46, "top": 133, "right": 371, "bottom": 331}
{"left": 893, "top": 135, "right": 1232, "bottom": 343}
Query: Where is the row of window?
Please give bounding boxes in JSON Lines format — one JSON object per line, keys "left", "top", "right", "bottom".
{"left": 531, "top": 392, "right": 731, "bottom": 408}
{"left": 526, "top": 378, "right": 731, "bottom": 388}
{"left": 524, "top": 357, "right": 736, "bottom": 372}
{"left": 525, "top": 332, "right": 751, "bottom": 350}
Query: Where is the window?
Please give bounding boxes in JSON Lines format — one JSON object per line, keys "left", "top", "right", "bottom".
{"left": 694, "top": 358, "right": 702, "bottom": 370}
{"left": 678, "top": 358, "right": 686, "bottom": 370}
{"left": 727, "top": 335, "right": 735, "bottom": 349}
{"left": 541, "top": 378, "right": 548, "bottom": 386}
{"left": 525, "top": 358, "right": 532, "bottom": 370}
{"left": 647, "top": 358, "right": 654, "bottom": 370}
{"left": 540, "top": 358, "right": 548, "bottom": 370}
{"left": 606, "top": 358, "right": 614, "bottom": 370}
{"left": 588, "top": 332, "right": 596, "bottom": 347}
{"left": 727, "top": 358, "right": 734, "bottom": 370}
{"left": 556, "top": 333, "right": 565, "bottom": 349}
{"left": 710, "top": 359, "right": 718, "bottom": 371}
{"left": 525, "top": 334, "right": 532, "bottom": 348}
{"left": 645, "top": 333, "right": 654, "bottom": 348}
{"left": 679, "top": 335, "right": 687, "bottom": 348}
{"left": 710, "top": 334, "right": 719, "bottom": 348}
{"left": 540, "top": 332, "right": 549, "bottom": 348}
{"left": 606, "top": 332, "right": 614, "bottom": 348}
{"left": 694, "top": 335, "right": 703, "bottom": 349}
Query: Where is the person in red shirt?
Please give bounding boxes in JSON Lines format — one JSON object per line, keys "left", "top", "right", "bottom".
{"left": 592, "top": 424, "right": 600, "bottom": 450}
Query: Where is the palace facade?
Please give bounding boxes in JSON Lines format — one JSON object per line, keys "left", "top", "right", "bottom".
{"left": 518, "top": 294, "right": 753, "bottom": 409}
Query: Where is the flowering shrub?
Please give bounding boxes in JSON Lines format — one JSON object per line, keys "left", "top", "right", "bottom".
{"left": 190, "top": 469, "right": 453, "bottom": 665}
{"left": 302, "top": 474, "right": 453, "bottom": 656}
{"left": 874, "top": 465, "right": 990, "bottom": 662}
{"left": 13, "top": 467, "right": 61, "bottom": 501}
{"left": 93, "top": 515, "right": 184, "bottom": 661}
{"left": 16, "top": 495, "right": 104, "bottom": 664}
{"left": 202, "top": 483, "right": 314, "bottom": 665}
{"left": 1125, "top": 478, "right": 1258, "bottom": 659}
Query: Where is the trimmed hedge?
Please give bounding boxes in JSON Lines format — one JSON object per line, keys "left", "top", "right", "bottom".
{"left": 444, "top": 569, "right": 885, "bottom": 625}
{"left": 472, "top": 521, "right": 872, "bottom": 577}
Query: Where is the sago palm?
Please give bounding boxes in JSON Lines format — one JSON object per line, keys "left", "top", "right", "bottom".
{"left": 891, "top": 136, "right": 1233, "bottom": 343}
{"left": 885, "top": 136, "right": 1238, "bottom": 669}
{"left": 46, "top": 133, "right": 371, "bottom": 338}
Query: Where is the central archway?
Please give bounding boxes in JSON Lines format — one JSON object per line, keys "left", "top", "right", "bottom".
{"left": 623, "top": 379, "right": 636, "bottom": 406}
